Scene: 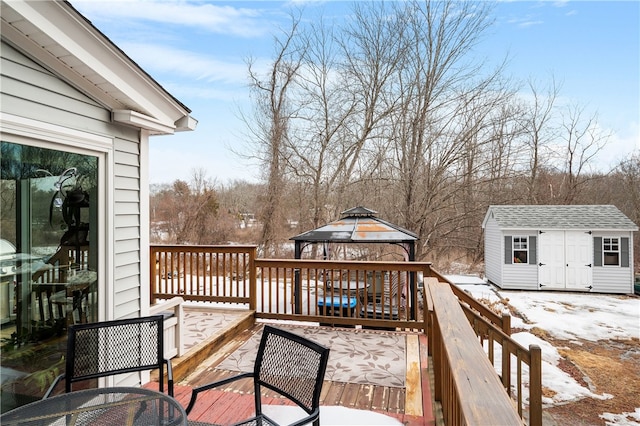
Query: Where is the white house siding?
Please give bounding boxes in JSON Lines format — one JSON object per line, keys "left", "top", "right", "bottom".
{"left": 113, "top": 136, "right": 144, "bottom": 319}
{"left": 1, "top": 42, "right": 108, "bottom": 128}
{"left": 591, "top": 231, "right": 635, "bottom": 294}
{"left": 483, "top": 216, "right": 503, "bottom": 286}
{"left": 2, "top": 41, "right": 146, "bottom": 320}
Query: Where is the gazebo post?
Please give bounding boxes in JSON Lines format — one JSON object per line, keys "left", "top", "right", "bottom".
{"left": 294, "top": 241, "right": 302, "bottom": 314}
{"left": 409, "top": 242, "right": 416, "bottom": 320}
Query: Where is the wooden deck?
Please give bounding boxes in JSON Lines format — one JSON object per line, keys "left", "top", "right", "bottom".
{"left": 150, "top": 319, "right": 437, "bottom": 425}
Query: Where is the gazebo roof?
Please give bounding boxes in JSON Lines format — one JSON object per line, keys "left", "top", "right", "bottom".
{"left": 290, "top": 206, "right": 418, "bottom": 244}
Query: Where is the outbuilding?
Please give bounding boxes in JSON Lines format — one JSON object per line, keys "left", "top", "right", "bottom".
{"left": 482, "top": 205, "right": 638, "bottom": 294}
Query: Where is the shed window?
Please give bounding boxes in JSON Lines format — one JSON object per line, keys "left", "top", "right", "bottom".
{"left": 603, "top": 237, "right": 620, "bottom": 266}
{"left": 513, "top": 236, "right": 528, "bottom": 264}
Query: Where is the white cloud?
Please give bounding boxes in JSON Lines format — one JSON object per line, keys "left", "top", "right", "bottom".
{"left": 72, "top": 0, "right": 273, "bottom": 38}
{"left": 516, "top": 19, "right": 544, "bottom": 28}
{"left": 119, "top": 42, "right": 248, "bottom": 85}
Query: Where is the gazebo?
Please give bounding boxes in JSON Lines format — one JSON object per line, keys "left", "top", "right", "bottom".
{"left": 290, "top": 206, "right": 419, "bottom": 316}
{"left": 290, "top": 206, "right": 418, "bottom": 260}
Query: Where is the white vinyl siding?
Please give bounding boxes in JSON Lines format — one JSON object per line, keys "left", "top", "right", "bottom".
{"left": 2, "top": 40, "right": 146, "bottom": 320}
{"left": 592, "top": 268, "right": 634, "bottom": 293}
{"left": 502, "top": 229, "right": 539, "bottom": 290}
{"left": 592, "top": 231, "right": 635, "bottom": 294}
{"left": 483, "top": 216, "right": 502, "bottom": 286}
{"left": 503, "top": 263, "right": 539, "bottom": 290}
{"left": 1, "top": 42, "right": 110, "bottom": 130}
{"left": 113, "top": 136, "right": 143, "bottom": 319}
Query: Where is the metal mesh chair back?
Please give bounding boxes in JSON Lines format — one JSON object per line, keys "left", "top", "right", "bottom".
{"left": 65, "top": 315, "right": 167, "bottom": 393}
{"left": 254, "top": 326, "right": 330, "bottom": 415}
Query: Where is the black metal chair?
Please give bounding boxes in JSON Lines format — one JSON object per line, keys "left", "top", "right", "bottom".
{"left": 43, "top": 315, "right": 174, "bottom": 398}
{"left": 186, "top": 325, "right": 330, "bottom": 426}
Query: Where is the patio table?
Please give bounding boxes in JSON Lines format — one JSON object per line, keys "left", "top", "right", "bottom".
{"left": 0, "top": 386, "right": 187, "bottom": 426}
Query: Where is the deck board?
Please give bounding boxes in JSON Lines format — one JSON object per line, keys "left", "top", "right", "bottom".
{"left": 405, "top": 334, "right": 423, "bottom": 416}
{"left": 150, "top": 318, "right": 436, "bottom": 425}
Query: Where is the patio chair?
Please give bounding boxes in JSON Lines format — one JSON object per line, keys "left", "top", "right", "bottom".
{"left": 185, "top": 325, "right": 330, "bottom": 426}
{"left": 43, "top": 315, "right": 174, "bottom": 398}
{"left": 362, "top": 272, "right": 401, "bottom": 330}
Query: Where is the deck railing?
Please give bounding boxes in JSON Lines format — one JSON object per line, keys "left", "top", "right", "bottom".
{"left": 428, "top": 280, "right": 530, "bottom": 426}
{"left": 151, "top": 245, "right": 255, "bottom": 305}
{"left": 150, "top": 245, "right": 541, "bottom": 425}
{"left": 254, "top": 258, "right": 429, "bottom": 330}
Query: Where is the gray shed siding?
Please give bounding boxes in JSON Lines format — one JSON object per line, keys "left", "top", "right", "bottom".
{"left": 591, "top": 231, "right": 635, "bottom": 293}
{"left": 483, "top": 215, "right": 503, "bottom": 286}
{"left": 2, "top": 41, "right": 145, "bottom": 319}
{"left": 500, "top": 229, "right": 539, "bottom": 290}
{"left": 484, "top": 214, "right": 540, "bottom": 289}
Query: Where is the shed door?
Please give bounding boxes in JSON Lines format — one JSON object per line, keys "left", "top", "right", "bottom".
{"left": 539, "top": 231, "right": 566, "bottom": 288}
{"left": 539, "top": 231, "right": 592, "bottom": 290}
{"left": 565, "top": 231, "right": 592, "bottom": 289}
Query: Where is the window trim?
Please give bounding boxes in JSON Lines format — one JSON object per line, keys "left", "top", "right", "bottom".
{"left": 602, "top": 237, "right": 620, "bottom": 267}
{"left": 512, "top": 236, "right": 529, "bottom": 264}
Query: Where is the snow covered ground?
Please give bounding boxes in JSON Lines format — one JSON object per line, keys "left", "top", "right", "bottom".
{"left": 447, "top": 274, "right": 640, "bottom": 426}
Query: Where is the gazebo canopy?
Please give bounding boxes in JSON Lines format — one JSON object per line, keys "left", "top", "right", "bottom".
{"left": 290, "top": 207, "right": 420, "bottom": 317}
{"left": 291, "top": 206, "right": 418, "bottom": 260}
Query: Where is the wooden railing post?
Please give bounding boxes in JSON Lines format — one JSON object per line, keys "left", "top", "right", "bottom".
{"left": 501, "top": 313, "right": 512, "bottom": 394}
{"left": 502, "top": 311, "right": 511, "bottom": 336}
{"left": 529, "top": 344, "right": 543, "bottom": 426}
{"left": 501, "top": 334, "right": 511, "bottom": 395}
{"left": 432, "top": 315, "right": 442, "bottom": 402}
{"left": 249, "top": 246, "right": 257, "bottom": 311}
{"left": 150, "top": 246, "right": 157, "bottom": 305}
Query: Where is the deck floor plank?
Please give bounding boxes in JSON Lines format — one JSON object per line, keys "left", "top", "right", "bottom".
{"left": 371, "top": 385, "right": 389, "bottom": 411}
{"left": 322, "top": 381, "right": 346, "bottom": 406}
{"left": 162, "top": 318, "right": 436, "bottom": 424}
{"left": 354, "top": 384, "right": 374, "bottom": 410}
{"left": 387, "top": 386, "right": 405, "bottom": 413}
{"left": 341, "top": 383, "right": 362, "bottom": 408}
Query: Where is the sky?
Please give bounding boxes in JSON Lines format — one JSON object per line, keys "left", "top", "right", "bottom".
{"left": 71, "top": 1, "right": 640, "bottom": 186}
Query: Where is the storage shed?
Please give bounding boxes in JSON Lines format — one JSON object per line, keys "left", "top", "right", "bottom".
{"left": 482, "top": 205, "right": 638, "bottom": 294}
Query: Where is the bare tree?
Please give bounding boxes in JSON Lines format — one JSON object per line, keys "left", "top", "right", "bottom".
{"left": 283, "top": 15, "right": 352, "bottom": 230}
{"left": 284, "top": 3, "right": 408, "bottom": 228}
{"left": 616, "top": 154, "right": 640, "bottom": 270}
{"left": 380, "top": 0, "right": 505, "bottom": 260}
{"left": 152, "top": 169, "right": 220, "bottom": 244}
{"left": 555, "top": 105, "right": 610, "bottom": 203}
{"left": 244, "top": 13, "right": 306, "bottom": 256}
{"left": 522, "top": 78, "right": 561, "bottom": 203}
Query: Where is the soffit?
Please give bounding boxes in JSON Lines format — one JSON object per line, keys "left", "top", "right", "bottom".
{"left": 0, "top": 1, "right": 195, "bottom": 134}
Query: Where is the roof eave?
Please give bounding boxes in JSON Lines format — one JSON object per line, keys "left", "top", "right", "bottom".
{"left": 1, "top": 1, "right": 195, "bottom": 135}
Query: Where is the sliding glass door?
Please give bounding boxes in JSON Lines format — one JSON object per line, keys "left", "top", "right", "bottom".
{"left": 0, "top": 141, "right": 99, "bottom": 411}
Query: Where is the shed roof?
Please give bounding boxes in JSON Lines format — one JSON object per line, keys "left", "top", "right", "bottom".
{"left": 291, "top": 206, "right": 418, "bottom": 243}
{"left": 482, "top": 205, "right": 638, "bottom": 231}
